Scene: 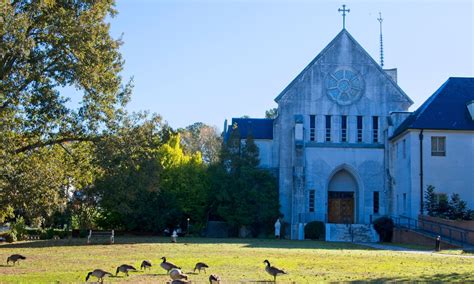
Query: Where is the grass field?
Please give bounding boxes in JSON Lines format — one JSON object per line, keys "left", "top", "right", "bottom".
{"left": 1, "top": 237, "right": 473, "bottom": 283}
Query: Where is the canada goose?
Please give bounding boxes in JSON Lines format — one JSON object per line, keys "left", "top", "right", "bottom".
{"left": 6, "top": 254, "right": 26, "bottom": 265}
{"left": 170, "top": 268, "right": 188, "bottom": 280}
{"left": 115, "top": 264, "right": 137, "bottom": 276}
{"left": 161, "top": 257, "right": 180, "bottom": 273}
{"left": 141, "top": 260, "right": 152, "bottom": 270}
{"left": 85, "top": 269, "right": 113, "bottom": 283}
{"left": 194, "top": 262, "right": 209, "bottom": 273}
{"left": 263, "top": 259, "right": 287, "bottom": 282}
{"left": 209, "top": 274, "right": 221, "bottom": 284}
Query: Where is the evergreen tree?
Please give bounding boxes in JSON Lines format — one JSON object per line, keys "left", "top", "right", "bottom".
{"left": 448, "top": 193, "right": 468, "bottom": 220}
{"left": 436, "top": 194, "right": 450, "bottom": 218}
{"left": 424, "top": 185, "right": 437, "bottom": 216}
{"left": 211, "top": 123, "right": 280, "bottom": 237}
{"left": 241, "top": 133, "right": 260, "bottom": 169}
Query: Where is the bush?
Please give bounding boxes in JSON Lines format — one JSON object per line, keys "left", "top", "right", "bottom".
{"left": 0, "top": 231, "right": 17, "bottom": 243}
{"left": 304, "top": 221, "right": 325, "bottom": 240}
{"left": 424, "top": 185, "right": 472, "bottom": 220}
{"left": 373, "top": 216, "right": 394, "bottom": 242}
{"left": 26, "top": 228, "right": 44, "bottom": 236}
{"left": 11, "top": 217, "right": 27, "bottom": 241}
{"left": 79, "top": 229, "right": 88, "bottom": 238}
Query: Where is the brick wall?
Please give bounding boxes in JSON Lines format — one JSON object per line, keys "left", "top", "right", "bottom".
{"left": 419, "top": 215, "right": 474, "bottom": 245}
{"left": 392, "top": 228, "right": 459, "bottom": 249}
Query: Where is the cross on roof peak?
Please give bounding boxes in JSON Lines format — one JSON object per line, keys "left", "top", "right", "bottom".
{"left": 338, "top": 4, "right": 350, "bottom": 29}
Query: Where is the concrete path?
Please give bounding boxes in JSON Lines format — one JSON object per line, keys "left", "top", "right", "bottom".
{"left": 355, "top": 242, "right": 474, "bottom": 258}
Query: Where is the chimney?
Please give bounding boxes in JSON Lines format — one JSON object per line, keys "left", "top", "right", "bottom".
{"left": 384, "top": 68, "right": 397, "bottom": 83}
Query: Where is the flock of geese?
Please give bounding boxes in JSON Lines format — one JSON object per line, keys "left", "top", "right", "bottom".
{"left": 6, "top": 254, "right": 287, "bottom": 283}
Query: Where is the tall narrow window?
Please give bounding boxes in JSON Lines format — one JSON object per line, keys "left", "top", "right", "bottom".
{"left": 431, "top": 136, "right": 446, "bottom": 156}
{"left": 403, "top": 139, "right": 406, "bottom": 158}
{"left": 309, "top": 115, "right": 316, "bottom": 141}
{"left": 403, "top": 193, "right": 407, "bottom": 213}
{"left": 373, "top": 191, "right": 380, "bottom": 214}
{"left": 309, "top": 190, "right": 315, "bottom": 212}
{"left": 357, "top": 116, "right": 363, "bottom": 142}
{"left": 341, "top": 115, "right": 347, "bottom": 142}
{"left": 325, "top": 115, "right": 331, "bottom": 142}
{"left": 372, "top": 116, "right": 379, "bottom": 143}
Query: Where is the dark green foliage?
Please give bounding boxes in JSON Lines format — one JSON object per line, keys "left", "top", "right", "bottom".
{"left": 304, "top": 221, "right": 325, "bottom": 240}
{"left": 425, "top": 185, "right": 437, "bottom": 217}
{"left": 424, "top": 185, "right": 472, "bottom": 220}
{"left": 1, "top": 0, "right": 130, "bottom": 227}
{"left": 436, "top": 194, "right": 450, "bottom": 218}
{"left": 11, "top": 216, "right": 27, "bottom": 241}
{"left": 79, "top": 229, "right": 89, "bottom": 238}
{"left": 449, "top": 194, "right": 470, "bottom": 220}
{"left": 209, "top": 126, "right": 280, "bottom": 237}
{"left": 265, "top": 108, "right": 278, "bottom": 119}
{"left": 0, "top": 231, "right": 17, "bottom": 243}
{"left": 373, "top": 216, "right": 394, "bottom": 242}
{"left": 94, "top": 116, "right": 210, "bottom": 233}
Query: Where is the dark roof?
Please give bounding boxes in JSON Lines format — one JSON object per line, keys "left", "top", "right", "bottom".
{"left": 224, "top": 118, "right": 273, "bottom": 141}
{"left": 391, "top": 77, "right": 474, "bottom": 139}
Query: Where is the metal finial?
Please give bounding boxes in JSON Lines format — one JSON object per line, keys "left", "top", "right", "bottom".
{"left": 377, "top": 12, "right": 384, "bottom": 67}
{"left": 338, "top": 4, "right": 350, "bottom": 29}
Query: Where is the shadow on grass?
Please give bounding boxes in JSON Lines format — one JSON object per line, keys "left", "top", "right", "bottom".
{"left": 0, "top": 237, "right": 372, "bottom": 251}
{"left": 350, "top": 272, "right": 474, "bottom": 282}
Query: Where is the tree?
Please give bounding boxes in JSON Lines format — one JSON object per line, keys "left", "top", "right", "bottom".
{"left": 178, "top": 122, "right": 222, "bottom": 164}
{"left": 448, "top": 193, "right": 468, "bottom": 220}
{"left": 158, "top": 133, "right": 209, "bottom": 230}
{"left": 424, "top": 185, "right": 437, "bottom": 216}
{"left": 265, "top": 108, "right": 278, "bottom": 119}
{"left": 1, "top": 1, "right": 130, "bottom": 152}
{"left": 211, "top": 125, "right": 279, "bottom": 236}
{"left": 423, "top": 185, "right": 471, "bottom": 221}
{"left": 93, "top": 113, "right": 165, "bottom": 231}
{"left": 94, "top": 120, "right": 211, "bottom": 232}
{"left": 0, "top": 0, "right": 130, "bottom": 224}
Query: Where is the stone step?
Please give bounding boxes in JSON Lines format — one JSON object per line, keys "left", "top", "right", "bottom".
{"left": 326, "top": 223, "right": 379, "bottom": 242}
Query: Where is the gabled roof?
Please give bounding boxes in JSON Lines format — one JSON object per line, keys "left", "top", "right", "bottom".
{"left": 391, "top": 78, "right": 474, "bottom": 139}
{"left": 274, "top": 29, "right": 412, "bottom": 105}
{"left": 224, "top": 118, "right": 273, "bottom": 141}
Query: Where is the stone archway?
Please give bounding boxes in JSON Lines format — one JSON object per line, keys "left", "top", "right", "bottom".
{"left": 327, "top": 169, "right": 358, "bottom": 224}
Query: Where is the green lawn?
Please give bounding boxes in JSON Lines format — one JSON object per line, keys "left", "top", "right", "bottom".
{"left": 1, "top": 237, "right": 473, "bottom": 283}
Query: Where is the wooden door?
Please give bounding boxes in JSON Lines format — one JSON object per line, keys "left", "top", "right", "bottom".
{"left": 328, "top": 191, "right": 354, "bottom": 223}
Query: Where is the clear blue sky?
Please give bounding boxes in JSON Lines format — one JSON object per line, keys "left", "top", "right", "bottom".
{"left": 103, "top": 0, "right": 473, "bottom": 130}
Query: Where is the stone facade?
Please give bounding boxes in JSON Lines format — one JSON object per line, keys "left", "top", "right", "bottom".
{"left": 272, "top": 29, "right": 412, "bottom": 239}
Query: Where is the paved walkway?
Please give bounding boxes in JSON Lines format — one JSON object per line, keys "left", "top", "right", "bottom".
{"left": 355, "top": 242, "right": 474, "bottom": 258}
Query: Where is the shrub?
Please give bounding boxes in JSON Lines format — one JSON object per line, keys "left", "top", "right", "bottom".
{"left": 26, "top": 228, "right": 44, "bottom": 236}
{"left": 79, "top": 229, "right": 89, "bottom": 238}
{"left": 56, "top": 230, "right": 68, "bottom": 239}
{"left": 304, "top": 221, "right": 325, "bottom": 240}
{"left": 0, "top": 231, "right": 17, "bottom": 243}
{"left": 11, "top": 217, "right": 27, "bottom": 241}
{"left": 424, "top": 185, "right": 471, "bottom": 220}
{"left": 373, "top": 216, "right": 394, "bottom": 242}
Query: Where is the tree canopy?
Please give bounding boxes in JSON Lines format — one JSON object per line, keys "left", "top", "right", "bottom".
{"left": 0, "top": 0, "right": 130, "bottom": 224}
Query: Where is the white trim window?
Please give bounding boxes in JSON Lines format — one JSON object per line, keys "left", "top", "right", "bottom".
{"left": 431, "top": 136, "right": 446, "bottom": 156}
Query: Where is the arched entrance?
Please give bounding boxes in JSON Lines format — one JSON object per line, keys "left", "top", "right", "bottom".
{"left": 327, "top": 169, "right": 357, "bottom": 223}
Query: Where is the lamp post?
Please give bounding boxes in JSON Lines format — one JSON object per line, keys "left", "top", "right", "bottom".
{"left": 187, "top": 218, "right": 190, "bottom": 236}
